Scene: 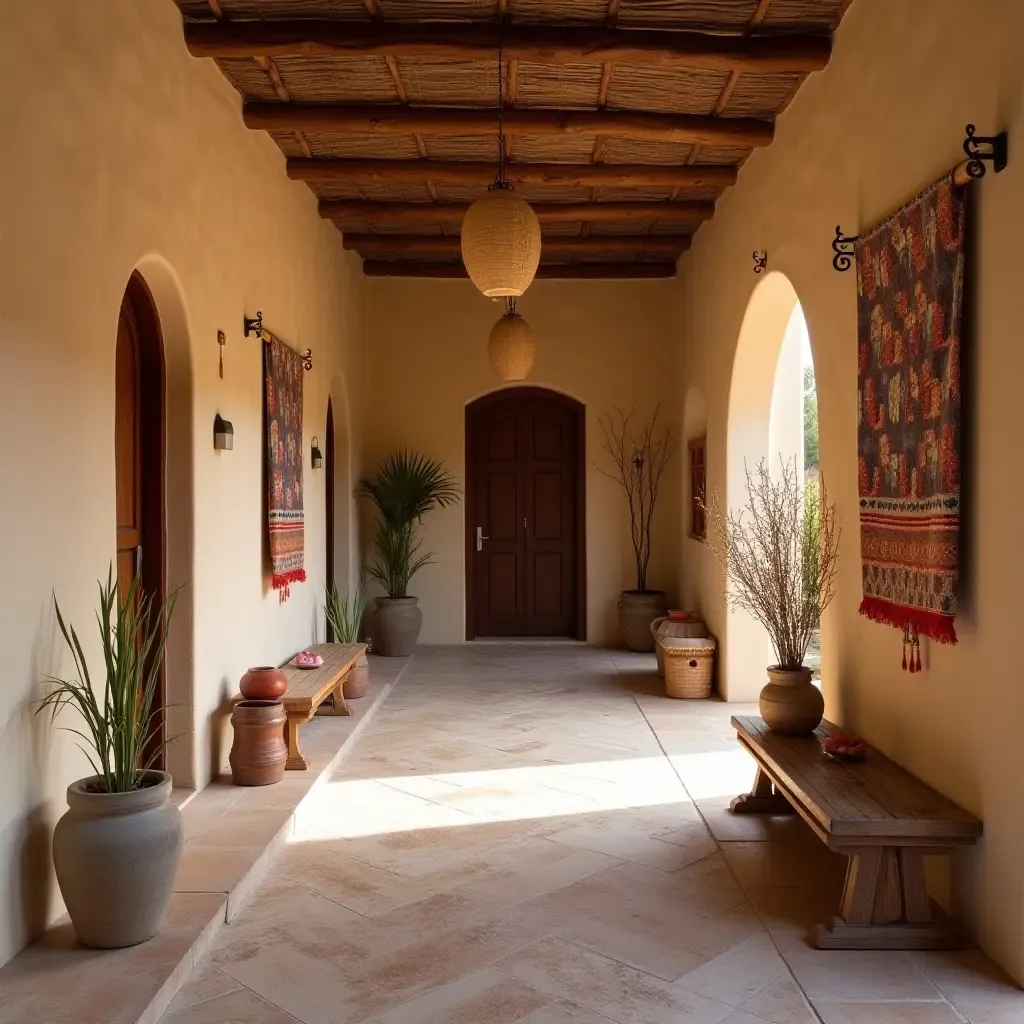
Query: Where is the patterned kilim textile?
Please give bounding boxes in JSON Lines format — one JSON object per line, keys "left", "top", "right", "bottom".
{"left": 855, "top": 173, "right": 965, "bottom": 667}
{"left": 264, "top": 337, "right": 306, "bottom": 600}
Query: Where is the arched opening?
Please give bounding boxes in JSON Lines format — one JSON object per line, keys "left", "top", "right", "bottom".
{"left": 326, "top": 397, "right": 336, "bottom": 640}
{"left": 725, "top": 272, "right": 819, "bottom": 700}
{"left": 465, "top": 386, "right": 586, "bottom": 641}
{"left": 328, "top": 373, "right": 355, "bottom": 597}
{"left": 130, "top": 255, "right": 195, "bottom": 789}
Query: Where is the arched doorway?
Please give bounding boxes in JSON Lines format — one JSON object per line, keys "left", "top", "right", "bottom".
{"left": 725, "top": 272, "right": 816, "bottom": 700}
{"left": 325, "top": 397, "right": 336, "bottom": 639}
{"left": 328, "top": 373, "right": 354, "bottom": 596}
{"left": 465, "top": 387, "right": 586, "bottom": 640}
{"left": 114, "top": 272, "right": 166, "bottom": 767}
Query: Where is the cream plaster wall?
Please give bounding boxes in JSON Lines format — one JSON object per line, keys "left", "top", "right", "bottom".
{"left": 674, "top": 0, "right": 1024, "bottom": 982}
{"left": 365, "top": 279, "right": 681, "bottom": 644}
{"left": 0, "top": 0, "right": 367, "bottom": 964}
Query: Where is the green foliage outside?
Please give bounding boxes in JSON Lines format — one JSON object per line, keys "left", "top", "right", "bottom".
{"left": 803, "top": 363, "right": 819, "bottom": 473}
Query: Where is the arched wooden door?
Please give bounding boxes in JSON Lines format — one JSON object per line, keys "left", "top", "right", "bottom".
{"left": 114, "top": 273, "right": 166, "bottom": 766}
{"left": 466, "top": 388, "right": 585, "bottom": 640}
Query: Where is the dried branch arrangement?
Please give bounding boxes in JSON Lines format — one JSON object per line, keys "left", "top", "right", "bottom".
{"left": 598, "top": 404, "right": 679, "bottom": 593}
{"left": 702, "top": 458, "right": 840, "bottom": 670}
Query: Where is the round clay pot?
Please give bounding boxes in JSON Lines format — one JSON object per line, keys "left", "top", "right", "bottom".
{"left": 618, "top": 590, "right": 668, "bottom": 652}
{"left": 239, "top": 665, "right": 287, "bottom": 701}
{"left": 344, "top": 653, "right": 370, "bottom": 699}
{"left": 53, "top": 770, "right": 182, "bottom": 948}
{"left": 374, "top": 597, "right": 422, "bottom": 657}
{"left": 759, "top": 666, "right": 824, "bottom": 734}
{"left": 229, "top": 700, "right": 287, "bottom": 786}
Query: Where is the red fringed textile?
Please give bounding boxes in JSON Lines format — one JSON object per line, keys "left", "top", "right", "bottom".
{"left": 264, "top": 337, "right": 307, "bottom": 602}
{"left": 855, "top": 173, "right": 966, "bottom": 663}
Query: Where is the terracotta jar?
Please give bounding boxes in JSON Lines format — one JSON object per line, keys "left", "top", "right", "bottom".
{"left": 229, "top": 700, "right": 287, "bottom": 786}
{"left": 239, "top": 665, "right": 287, "bottom": 701}
{"left": 759, "top": 666, "right": 824, "bottom": 735}
{"left": 344, "top": 653, "right": 370, "bottom": 699}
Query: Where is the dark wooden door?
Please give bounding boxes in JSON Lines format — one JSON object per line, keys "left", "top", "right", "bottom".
{"left": 467, "top": 389, "right": 584, "bottom": 639}
{"left": 114, "top": 274, "right": 165, "bottom": 768}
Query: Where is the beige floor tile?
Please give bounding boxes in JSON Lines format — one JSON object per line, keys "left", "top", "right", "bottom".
{"left": 512, "top": 999, "right": 622, "bottom": 1023}
{"left": 165, "top": 962, "right": 243, "bottom": 1013}
{"left": 738, "top": 976, "right": 817, "bottom": 1024}
{"left": 161, "top": 987, "right": 298, "bottom": 1023}
{"left": 812, "top": 1002, "right": 966, "bottom": 1023}
{"left": 719, "top": 840, "right": 848, "bottom": 890}
{"left": 496, "top": 935, "right": 735, "bottom": 1024}
{"left": 695, "top": 797, "right": 819, "bottom": 844}
{"left": 545, "top": 820, "right": 712, "bottom": 871}
{"left": 363, "top": 966, "right": 549, "bottom": 1024}
{"left": 913, "top": 949, "right": 1024, "bottom": 1023}
{"left": 780, "top": 949, "right": 944, "bottom": 1003}
{"left": 676, "top": 933, "right": 790, "bottom": 1004}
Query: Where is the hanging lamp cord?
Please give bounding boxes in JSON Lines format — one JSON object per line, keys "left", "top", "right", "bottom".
{"left": 495, "top": 15, "right": 508, "bottom": 189}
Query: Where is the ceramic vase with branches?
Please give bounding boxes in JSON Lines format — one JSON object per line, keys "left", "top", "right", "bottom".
{"left": 702, "top": 458, "right": 840, "bottom": 733}
{"left": 598, "top": 404, "right": 679, "bottom": 651}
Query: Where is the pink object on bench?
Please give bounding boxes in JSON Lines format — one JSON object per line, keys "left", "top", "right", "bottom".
{"left": 295, "top": 650, "right": 324, "bottom": 669}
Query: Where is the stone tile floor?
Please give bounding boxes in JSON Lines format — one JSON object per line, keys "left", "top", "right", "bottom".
{"left": 161, "top": 646, "right": 1023, "bottom": 1024}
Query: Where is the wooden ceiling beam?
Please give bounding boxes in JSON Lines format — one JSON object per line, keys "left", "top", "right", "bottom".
{"left": 362, "top": 261, "right": 677, "bottom": 279}
{"left": 184, "top": 22, "right": 832, "bottom": 74}
{"left": 288, "top": 158, "right": 736, "bottom": 188}
{"left": 244, "top": 103, "right": 773, "bottom": 149}
{"left": 342, "top": 234, "right": 692, "bottom": 257}
{"left": 319, "top": 199, "right": 715, "bottom": 224}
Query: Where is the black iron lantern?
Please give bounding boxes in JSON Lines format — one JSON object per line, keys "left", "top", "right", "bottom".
{"left": 311, "top": 436, "right": 323, "bottom": 469}
{"left": 213, "top": 413, "right": 234, "bottom": 451}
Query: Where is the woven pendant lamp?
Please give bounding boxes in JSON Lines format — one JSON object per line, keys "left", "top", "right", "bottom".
{"left": 462, "top": 189, "right": 541, "bottom": 298}
{"left": 488, "top": 300, "right": 535, "bottom": 382}
{"left": 461, "top": 19, "right": 542, "bottom": 298}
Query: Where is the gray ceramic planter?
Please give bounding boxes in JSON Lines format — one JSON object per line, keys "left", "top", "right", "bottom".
{"left": 53, "top": 770, "right": 182, "bottom": 948}
{"left": 374, "top": 596, "right": 422, "bottom": 656}
{"left": 618, "top": 590, "right": 668, "bottom": 652}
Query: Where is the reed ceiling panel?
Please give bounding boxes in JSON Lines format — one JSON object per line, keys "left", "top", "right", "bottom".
{"left": 396, "top": 58, "right": 496, "bottom": 104}
{"left": 510, "top": 135, "right": 597, "bottom": 164}
{"left": 422, "top": 135, "right": 500, "bottom": 160}
{"left": 273, "top": 56, "right": 399, "bottom": 101}
{"left": 514, "top": 64, "right": 604, "bottom": 109}
{"left": 597, "top": 137, "right": 694, "bottom": 165}
{"left": 605, "top": 66, "right": 729, "bottom": 115}
{"left": 304, "top": 133, "right": 422, "bottom": 158}
{"left": 616, "top": 0, "right": 759, "bottom": 30}
{"left": 723, "top": 73, "right": 803, "bottom": 117}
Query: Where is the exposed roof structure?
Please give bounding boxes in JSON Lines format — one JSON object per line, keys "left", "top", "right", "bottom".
{"left": 176, "top": 0, "right": 853, "bottom": 278}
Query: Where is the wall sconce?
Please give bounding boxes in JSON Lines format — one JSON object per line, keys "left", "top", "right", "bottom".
{"left": 310, "top": 436, "right": 323, "bottom": 469}
{"left": 214, "top": 413, "right": 234, "bottom": 451}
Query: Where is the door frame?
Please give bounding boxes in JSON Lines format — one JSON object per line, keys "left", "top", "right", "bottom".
{"left": 325, "top": 397, "right": 336, "bottom": 640}
{"left": 119, "top": 272, "right": 167, "bottom": 768}
{"left": 464, "top": 386, "right": 587, "bottom": 642}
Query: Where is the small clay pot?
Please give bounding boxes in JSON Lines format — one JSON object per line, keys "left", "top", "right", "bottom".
{"left": 229, "top": 700, "right": 287, "bottom": 786}
{"left": 239, "top": 665, "right": 287, "bottom": 701}
{"left": 759, "top": 666, "right": 824, "bottom": 735}
{"left": 343, "top": 654, "right": 370, "bottom": 699}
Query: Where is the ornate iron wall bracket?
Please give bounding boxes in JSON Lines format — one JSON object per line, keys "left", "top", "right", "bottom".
{"left": 243, "top": 311, "right": 263, "bottom": 337}
{"left": 963, "top": 124, "right": 1008, "bottom": 179}
{"left": 753, "top": 250, "right": 768, "bottom": 274}
{"left": 832, "top": 226, "right": 859, "bottom": 272}
{"left": 301, "top": 348, "right": 313, "bottom": 372}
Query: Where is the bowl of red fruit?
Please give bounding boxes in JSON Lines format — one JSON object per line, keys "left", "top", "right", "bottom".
{"left": 823, "top": 731, "right": 868, "bottom": 763}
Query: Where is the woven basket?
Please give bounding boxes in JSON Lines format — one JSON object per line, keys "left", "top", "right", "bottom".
{"left": 650, "top": 613, "right": 706, "bottom": 677}
{"left": 461, "top": 189, "right": 542, "bottom": 298}
{"left": 662, "top": 638, "right": 716, "bottom": 699}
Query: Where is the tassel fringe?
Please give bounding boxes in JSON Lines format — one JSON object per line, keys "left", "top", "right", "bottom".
{"left": 859, "top": 596, "right": 957, "bottom": 645}
{"left": 272, "top": 568, "right": 307, "bottom": 604}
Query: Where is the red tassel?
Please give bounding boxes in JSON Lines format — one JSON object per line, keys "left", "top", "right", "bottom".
{"left": 915, "top": 633, "right": 923, "bottom": 672}
{"left": 902, "top": 648, "right": 908, "bottom": 671}
{"left": 860, "top": 595, "right": 957, "bottom": 645}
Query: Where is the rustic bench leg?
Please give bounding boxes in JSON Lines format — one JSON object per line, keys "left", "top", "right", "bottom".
{"left": 315, "top": 672, "right": 351, "bottom": 717}
{"left": 729, "top": 767, "right": 796, "bottom": 815}
{"left": 814, "top": 846, "right": 959, "bottom": 950}
{"left": 285, "top": 714, "right": 309, "bottom": 770}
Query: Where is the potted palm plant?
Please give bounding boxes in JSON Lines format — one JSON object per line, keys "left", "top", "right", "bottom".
{"left": 359, "top": 450, "right": 460, "bottom": 656}
{"left": 325, "top": 583, "right": 370, "bottom": 697}
{"left": 38, "top": 568, "right": 181, "bottom": 948}
{"left": 702, "top": 458, "right": 840, "bottom": 733}
{"left": 598, "top": 404, "right": 679, "bottom": 652}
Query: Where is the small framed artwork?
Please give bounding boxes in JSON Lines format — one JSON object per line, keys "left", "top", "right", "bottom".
{"left": 688, "top": 436, "right": 706, "bottom": 541}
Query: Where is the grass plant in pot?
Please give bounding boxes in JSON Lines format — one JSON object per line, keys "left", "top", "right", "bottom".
{"left": 598, "top": 404, "right": 679, "bottom": 652}
{"left": 702, "top": 459, "right": 840, "bottom": 734}
{"left": 360, "top": 450, "right": 459, "bottom": 657}
{"left": 37, "top": 568, "right": 181, "bottom": 948}
{"left": 325, "top": 583, "right": 370, "bottom": 697}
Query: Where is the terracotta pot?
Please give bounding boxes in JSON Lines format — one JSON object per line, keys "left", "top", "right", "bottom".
{"left": 618, "top": 590, "right": 668, "bottom": 652}
{"left": 230, "top": 700, "right": 287, "bottom": 786}
{"left": 374, "top": 597, "right": 422, "bottom": 657}
{"left": 344, "top": 653, "right": 370, "bottom": 699}
{"left": 239, "top": 665, "right": 287, "bottom": 701}
{"left": 759, "top": 666, "right": 824, "bottom": 734}
{"left": 53, "top": 770, "right": 182, "bottom": 948}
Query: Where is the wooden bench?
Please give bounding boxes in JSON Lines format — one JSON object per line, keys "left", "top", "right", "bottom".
{"left": 234, "top": 643, "right": 366, "bottom": 771}
{"left": 730, "top": 715, "right": 982, "bottom": 950}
